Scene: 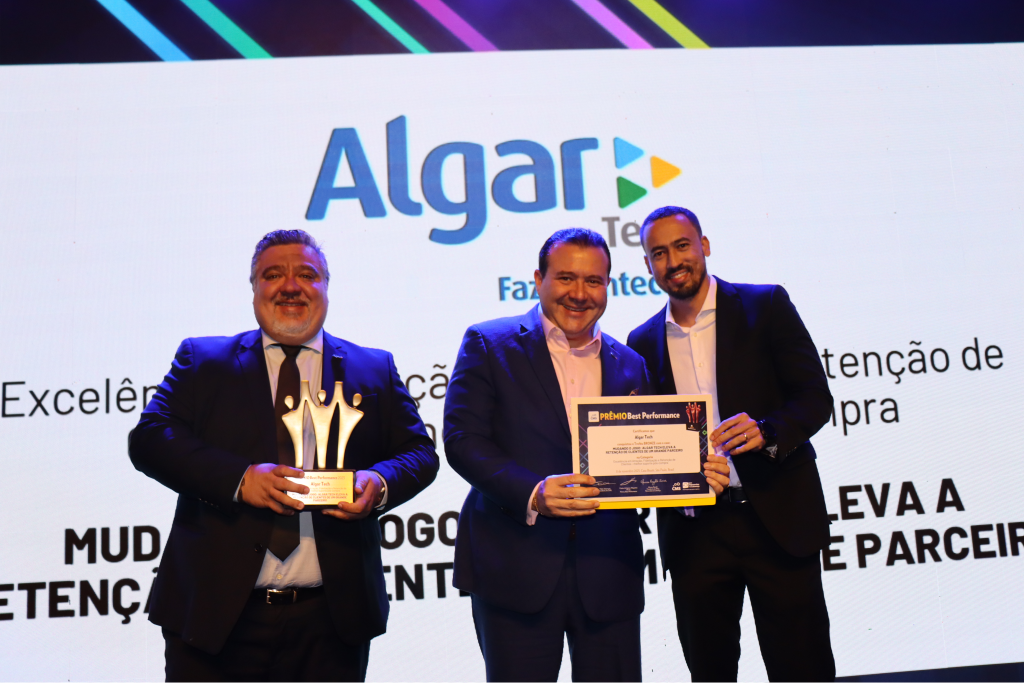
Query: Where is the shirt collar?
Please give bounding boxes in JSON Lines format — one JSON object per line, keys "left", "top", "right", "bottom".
{"left": 261, "top": 328, "right": 324, "bottom": 354}
{"left": 666, "top": 274, "right": 717, "bottom": 329}
{"left": 540, "top": 308, "right": 602, "bottom": 352}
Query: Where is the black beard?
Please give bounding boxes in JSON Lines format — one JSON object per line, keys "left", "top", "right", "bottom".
{"left": 665, "top": 264, "right": 707, "bottom": 301}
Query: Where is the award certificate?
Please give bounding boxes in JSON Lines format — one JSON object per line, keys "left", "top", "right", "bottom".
{"left": 570, "top": 394, "right": 716, "bottom": 509}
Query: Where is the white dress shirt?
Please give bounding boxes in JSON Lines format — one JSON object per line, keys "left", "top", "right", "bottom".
{"left": 526, "top": 310, "right": 603, "bottom": 525}
{"left": 241, "top": 329, "right": 389, "bottom": 587}
{"left": 665, "top": 275, "right": 742, "bottom": 491}
{"left": 253, "top": 329, "right": 327, "bottom": 588}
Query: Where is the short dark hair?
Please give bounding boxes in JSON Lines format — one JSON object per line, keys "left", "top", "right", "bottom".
{"left": 538, "top": 228, "right": 611, "bottom": 277}
{"left": 640, "top": 206, "right": 703, "bottom": 248}
{"left": 249, "top": 230, "right": 330, "bottom": 286}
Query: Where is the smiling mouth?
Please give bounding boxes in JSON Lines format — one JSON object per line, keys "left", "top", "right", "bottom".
{"left": 560, "top": 302, "right": 590, "bottom": 313}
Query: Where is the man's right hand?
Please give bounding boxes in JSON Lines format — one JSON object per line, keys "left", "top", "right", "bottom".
{"left": 238, "top": 463, "right": 309, "bottom": 515}
{"left": 535, "top": 473, "right": 601, "bottom": 518}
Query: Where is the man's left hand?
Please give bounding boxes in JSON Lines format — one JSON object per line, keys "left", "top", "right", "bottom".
{"left": 322, "top": 470, "right": 382, "bottom": 521}
{"left": 703, "top": 454, "right": 731, "bottom": 494}
{"left": 711, "top": 413, "right": 765, "bottom": 456}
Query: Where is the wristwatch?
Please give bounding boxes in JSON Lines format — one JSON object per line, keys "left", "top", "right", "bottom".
{"left": 756, "top": 419, "right": 779, "bottom": 461}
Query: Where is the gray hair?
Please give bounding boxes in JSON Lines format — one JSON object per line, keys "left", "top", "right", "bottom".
{"left": 249, "top": 230, "right": 330, "bottom": 286}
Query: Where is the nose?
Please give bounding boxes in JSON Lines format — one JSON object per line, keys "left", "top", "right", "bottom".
{"left": 280, "top": 274, "right": 302, "bottom": 293}
{"left": 568, "top": 279, "right": 587, "bottom": 302}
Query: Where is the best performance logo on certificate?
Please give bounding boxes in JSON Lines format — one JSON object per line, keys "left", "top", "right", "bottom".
{"left": 571, "top": 395, "right": 716, "bottom": 509}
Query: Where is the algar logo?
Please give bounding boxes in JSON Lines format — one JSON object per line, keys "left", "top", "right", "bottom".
{"left": 305, "top": 116, "right": 681, "bottom": 245}
{"left": 611, "top": 137, "right": 681, "bottom": 209}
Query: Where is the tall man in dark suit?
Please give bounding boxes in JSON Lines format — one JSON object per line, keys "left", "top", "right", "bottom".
{"left": 130, "top": 230, "right": 438, "bottom": 681}
{"left": 444, "top": 228, "right": 732, "bottom": 682}
{"left": 627, "top": 206, "right": 835, "bottom": 681}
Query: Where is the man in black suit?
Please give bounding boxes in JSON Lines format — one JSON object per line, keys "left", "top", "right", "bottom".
{"left": 444, "top": 228, "right": 732, "bottom": 681}
{"left": 130, "top": 229, "right": 438, "bottom": 681}
{"left": 627, "top": 207, "right": 835, "bottom": 682}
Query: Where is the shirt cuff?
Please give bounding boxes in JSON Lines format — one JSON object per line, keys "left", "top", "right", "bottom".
{"left": 232, "top": 467, "right": 248, "bottom": 503}
{"left": 526, "top": 481, "right": 542, "bottom": 526}
{"left": 369, "top": 470, "right": 388, "bottom": 508}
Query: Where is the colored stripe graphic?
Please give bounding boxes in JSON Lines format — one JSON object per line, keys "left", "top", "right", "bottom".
{"left": 350, "top": 0, "right": 430, "bottom": 54}
{"left": 94, "top": 0, "right": 190, "bottom": 61}
{"left": 570, "top": 0, "right": 653, "bottom": 49}
{"left": 411, "top": 0, "right": 497, "bottom": 51}
{"left": 179, "top": 0, "right": 271, "bottom": 58}
{"left": 626, "top": 0, "right": 709, "bottom": 48}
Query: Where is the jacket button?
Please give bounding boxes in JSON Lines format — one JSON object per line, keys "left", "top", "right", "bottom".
{"left": 254, "top": 543, "right": 263, "bottom": 553}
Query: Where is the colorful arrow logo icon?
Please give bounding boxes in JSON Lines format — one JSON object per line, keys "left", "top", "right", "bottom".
{"left": 613, "top": 137, "right": 682, "bottom": 208}
{"left": 614, "top": 138, "right": 645, "bottom": 169}
{"left": 651, "top": 156, "right": 681, "bottom": 188}
{"left": 617, "top": 177, "right": 647, "bottom": 208}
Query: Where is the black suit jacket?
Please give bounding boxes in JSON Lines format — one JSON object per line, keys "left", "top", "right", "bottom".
{"left": 443, "top": 306, "right": 650, "bottom": 622}
{"left": 627, "top": 279, "right": 832, "bottom": 561}
{"left": 129, "top": 330, "right": 438, "bottom": 653}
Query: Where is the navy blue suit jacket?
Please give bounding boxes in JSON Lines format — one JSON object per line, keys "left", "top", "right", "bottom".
{"left": 627, "top": 279, "right": 833, "bottom": 562}
{"left": 443, "top": 306, "right": 650, "bottom": 622}
{"left": 129, "top": 330, "right": 438, "bottom": 653}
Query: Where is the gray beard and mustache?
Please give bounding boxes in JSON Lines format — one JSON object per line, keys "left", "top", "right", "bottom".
{"left": 269, "top": 300, "right": 313, "bottom": 337}
{"left": 665, "top": 263, "right": 707, "bottom": 300}
{"left": 270, "top": 319, "right": 312, "bottom": 337}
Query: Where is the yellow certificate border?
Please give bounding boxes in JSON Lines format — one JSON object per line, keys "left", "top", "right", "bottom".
{"left": 570, "top": 394, "right": 716, "bottom": 509}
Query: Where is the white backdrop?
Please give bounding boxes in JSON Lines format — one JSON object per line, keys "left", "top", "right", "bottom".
{"left": 1, "top": 43, "right": 1022, "bottom": 681}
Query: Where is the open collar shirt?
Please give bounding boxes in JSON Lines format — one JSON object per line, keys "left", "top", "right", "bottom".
{"left": 526, "top": 311, "right": 604, "bottom": 525}
{"left": 541, "top": 310, "right": 603, "bottom": 420}
{"left": 664, "top": 275, "right": 742, "bottom": 489}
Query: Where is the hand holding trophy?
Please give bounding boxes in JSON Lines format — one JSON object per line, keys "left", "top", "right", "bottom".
{"left": 281, "top": 379, "right": 362, "bottom": 506}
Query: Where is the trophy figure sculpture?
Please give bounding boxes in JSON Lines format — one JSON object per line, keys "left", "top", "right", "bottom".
{"left": 281, "top": 379, "right": 362, "bottom": 506}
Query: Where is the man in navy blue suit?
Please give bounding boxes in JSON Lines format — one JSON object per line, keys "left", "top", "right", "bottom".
{"left": 130, "top": 230, "right": 438, "bottom": 681}
{"left": 627, "top": 207, "right": 835, "bottom": 681}
{"left": 443, "top": 228, "right": 731, "bottom": 682}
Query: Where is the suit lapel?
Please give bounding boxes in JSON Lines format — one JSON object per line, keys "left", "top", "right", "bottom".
{"left": 714, "top": 278, "right": 742, "bottom": 417}
{"left": 237, "top": 330, "right": 276, "bottom": 460}
{"left": 600, "top": 337, "right": 625, "bottom": 397}
{"left": 520, "top": 306, "right": 571, "bottom": 439}
{"left": 650, "top": 307, "right": 677, "bottom": 395}
{"left": 321, "top": 334, "right": 343, "bottom": 404}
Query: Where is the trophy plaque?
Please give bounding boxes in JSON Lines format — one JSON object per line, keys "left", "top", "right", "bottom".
{"left": 281, "top": 379, "right": 361, "bottom": 507}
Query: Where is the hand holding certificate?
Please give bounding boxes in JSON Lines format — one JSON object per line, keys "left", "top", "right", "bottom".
{"left": 570, "top": 394, "right": 727, "bottom": 509}
{"left": 535, "top": 473, "right": 601, "bottom": 517}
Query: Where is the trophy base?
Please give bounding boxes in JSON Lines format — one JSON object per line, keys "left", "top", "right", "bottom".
{"left": 285, "top": 469, "right": 355, "bottom": 507}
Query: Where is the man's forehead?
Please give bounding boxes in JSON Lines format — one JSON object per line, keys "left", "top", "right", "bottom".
{"left": 549, "top": 244, "right": 607, "bottom": 263}
{"left": 647, "top": 216, "right": 699, "bottom": 244}
{"left": 551, "top": 264, "right": 604, "bottom": 276}
{"left": 257, "top": 244, "right": 321, "bottom": 270}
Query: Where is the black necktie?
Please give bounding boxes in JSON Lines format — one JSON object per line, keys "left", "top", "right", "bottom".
{"left": 267, "top": 344, "right": 302, "bottom": 561}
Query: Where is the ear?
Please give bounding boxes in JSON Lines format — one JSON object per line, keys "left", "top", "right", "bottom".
{"left": 534, "top": 269, "right": 543, "bottom": 291}
{"left": 702, "top": 236, "right": 711, "bottom": 257}
{"left": 643, "top": 255, "right": 653, "bottom": 276}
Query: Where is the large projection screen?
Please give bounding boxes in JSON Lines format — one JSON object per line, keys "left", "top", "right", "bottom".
{"left": 1, "top": 44, "right": 1022, "bottom": 680}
